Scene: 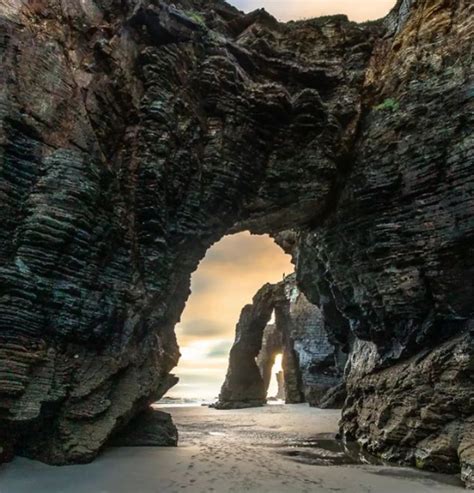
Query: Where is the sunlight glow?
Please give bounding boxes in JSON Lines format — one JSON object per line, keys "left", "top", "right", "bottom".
{"left": 169, "top": 232, "right": 293, "bottom": 400}
{"left": 267, "top": 354, "right": 284, "bottom": 399}
{"left": 273, "top": 353, "right": 283, "bottom": 373}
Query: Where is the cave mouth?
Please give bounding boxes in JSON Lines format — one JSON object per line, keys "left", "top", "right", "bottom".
{"left": 163, "top": 231, "right": 294, "bottom": 404}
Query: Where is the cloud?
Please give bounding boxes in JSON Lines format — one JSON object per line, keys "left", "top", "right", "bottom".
{"left": 172, "top": 231, "right": 293, "bottom": 398}
{"left": 177, "top": 232, "right": 293, "bottom": 347}
{"left": 189, "top": 275, "right": 219, "bottom": 295}
{"left": 177, "top": 318, "right": 227, "bottom": 340}
{"left": 207, "top": 341, "right": 233, "bottom": 359}
{"left": 229, "top": 0, "right": 396, "bottom": 22}
{"left": 204, "top": 233, "right": 286, "bottom": 270}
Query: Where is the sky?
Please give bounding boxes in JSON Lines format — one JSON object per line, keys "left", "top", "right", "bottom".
{"left": 229, "top": 0, "right": 395, "bottom": 23}
{"left": 169, "top": 232, "right": 293, "bottom": 399}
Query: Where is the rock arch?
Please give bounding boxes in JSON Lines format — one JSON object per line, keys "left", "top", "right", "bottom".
{"left": 0, "top": 0, "right": 473, "bottom": 485}
{"left": 216, "top": 275, "right": 346, "bottom": 409}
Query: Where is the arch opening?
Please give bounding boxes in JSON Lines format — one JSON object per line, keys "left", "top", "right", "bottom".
{"left": 160, "top": 228, "right": 348, "bottom": 411}
{"left": 162, "top": 231, "right": 294, "bottom": 404}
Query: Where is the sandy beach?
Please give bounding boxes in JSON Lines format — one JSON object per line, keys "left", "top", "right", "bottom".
{"left": 0, "top": 404, "right": 464, "bottom": 493}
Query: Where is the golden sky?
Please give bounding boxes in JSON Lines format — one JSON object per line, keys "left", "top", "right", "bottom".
{"left": 170, "top": 232, "right": 293, "bottom": 399}
{"left": 229, "top": 0, "right": 396, "bottom": 22}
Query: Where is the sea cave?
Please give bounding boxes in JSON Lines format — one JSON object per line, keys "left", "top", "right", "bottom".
{"left": 0, "top": 0, "right": 473, "bottom": 491}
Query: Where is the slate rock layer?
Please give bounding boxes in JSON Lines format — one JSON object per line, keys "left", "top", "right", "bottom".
{"left": 0, "top": 0, "right": 473, "bottom": 484}
{"left": 109, "top": 408, "right": 178, "bottom": 447}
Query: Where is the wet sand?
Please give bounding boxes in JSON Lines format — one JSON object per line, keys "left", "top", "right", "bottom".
{"left": 0, "top": 404, "right": 464, "bottom": 493}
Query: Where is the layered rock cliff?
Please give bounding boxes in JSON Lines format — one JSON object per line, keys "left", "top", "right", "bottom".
{"left": 0, "top": 0, "right": 473, "bottom": 485}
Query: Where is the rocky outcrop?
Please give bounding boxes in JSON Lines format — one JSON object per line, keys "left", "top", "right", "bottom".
{"left": 109, "top": 408, "right": 178, "bottom": 447}
{"left": 283, "top": 278, "right": 346, "bottom": 407}
{"left": 217, "top": 275, "right": 344, "bottom": 409}
{"left": 0, "top": 0, "right": 473, "bottom": 484}
{"left": 0, "top": 0, "right": 378, "bottom": 463}
{"left": 0, "top": 442, "right": 14, "bottom": 463}
{"left": 295, "top": 0, "right": 474, "bottom": 481}
{"left": 216, "top": 283, "right": 276, "bottom": 409}
{"left": 341, "top": 331, "right": 474, "bottom": 483}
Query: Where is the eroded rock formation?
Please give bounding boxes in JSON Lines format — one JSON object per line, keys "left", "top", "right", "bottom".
{"left": 217, "top": 275, "right": 344, "bottom": 409}
{"left": 109, "top": 408, "right": 178, "bottom": 447}
{"left": 1, "top": 0, "right": 376, "bottom": 464}
{"left": 0, "top": 0, "right": 473, "bottom": 485}
{"left": 274, "top": 371, "right": 285, "bottom": 400}
{"left": 283, "top": 277, "right": 346, "bottom": 407}
{"left": 216, "top": 283, "right": 276, "bottom": 408}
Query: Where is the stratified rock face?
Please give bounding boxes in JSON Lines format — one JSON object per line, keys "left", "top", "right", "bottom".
{"left": 342, "top": 331, "right": 474, "bottom": 483}
{"left": 0, "top": 0, "right": 473, "bottom": 483}
{"left": 108, "top": 408, "right": 178, "bottom": 447}
{"left": 295, "top": 0, "right": 474, "bottom": 481}
{"left": 216, "top": 283, "right": 276, "bottom": 409}
{"left": 217, "top": 275, "right": 343, "bottom": 409}
{"left": 283, "top": 280, "right": 346, "bottom": 407}
{"left": 0, "top": 0, "right": 377, "bottom": 462}
{"left": 0, "top": 0, "right": 379, "bottom": 463}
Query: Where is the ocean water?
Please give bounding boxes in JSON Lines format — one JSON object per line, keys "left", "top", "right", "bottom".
{"left": 155, "top": 397, "right": 286, "bottom": 408}
{"left": 154, "top": 397, "right": 213, "bottom": 408}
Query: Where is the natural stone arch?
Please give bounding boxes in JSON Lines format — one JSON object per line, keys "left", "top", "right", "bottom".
{"left": 0, "top": 0, "right": 473, "bottom": 485}
{"left": 1, "top": 0, "right": 374, "bottom": 464}
{"left": 216, "top": 275, "right": 345, "bottom": 409}
{"left": 217, "top": 282, "right": 278, "bottom": 409}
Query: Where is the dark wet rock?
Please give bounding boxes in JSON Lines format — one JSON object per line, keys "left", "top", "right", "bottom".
{"left": 0, "top": 0, "right": 473, "bottom": 484}
{"left": 317, "top": 383, "right": 346, "bottom": 410}
{"left": 109, "top": 408, "right": 178, "bottom": 447}
{"left": 295, "top": 0, "right": 474, "bottom": 480}
{"left": 217, "top": 275, "right": 343, "bottom": 409}
{"left": 257, "top": 323, "right": 283, "bottom": 396}
{"left": 1, "top": 0, "right": 377, "bottom": 463}
{"left": 284, "top": 279, "right": 346, "bottom": 407}
{"left": 0, "top": 443, "right": 14, "bottom": 463}
{"left": 342, "top": 332, "right": 474, "bottom": 480}
{"left": 216, "top": 283, "right": 277, "bottom": 409}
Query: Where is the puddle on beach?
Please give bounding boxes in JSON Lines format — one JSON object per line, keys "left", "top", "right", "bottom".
{"left": 271, "top": 433, "right": 464, "bottom": 488}
{"left": 272, "top": 433, "right": 390, "bottom": 467}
